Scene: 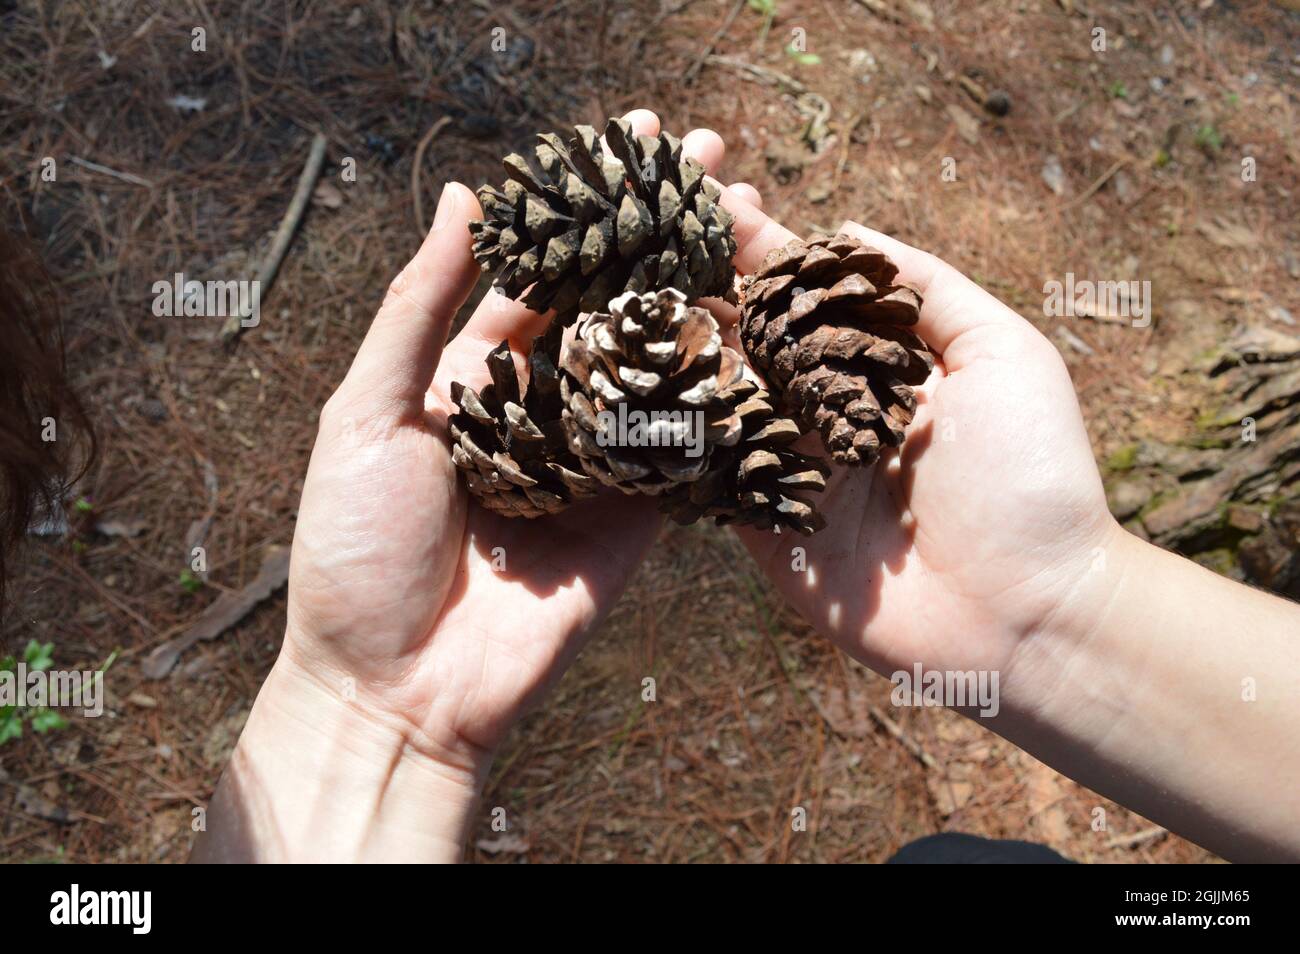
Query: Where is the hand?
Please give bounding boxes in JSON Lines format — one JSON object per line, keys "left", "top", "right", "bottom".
{"left": 195, "top": 109, "right": 732, "bottom": 862}
{"left": 716, "top": 195, "right": 1118, "bottom": 695}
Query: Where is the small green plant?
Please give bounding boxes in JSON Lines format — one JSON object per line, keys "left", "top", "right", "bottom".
{"left": 178, "top": 568, "right": 203, "bottom": 594}
{"left": 1106, "top": 444, "right": 1139, "bottom": 472}
{"left": 0, "top": 641, "right": 71, "bottom": 745}
{"left": 748, "top": 0, "right": 776, "bottom": 48}
{"left": 1195, "top": 124, "right": 1223, "bottom": 154}
{"left": 786, "top": 45, "right": 821, "bottom": 66}
{"left": 1108, "top": 81, "right": 1128, "bottom": 99}
{"left": 73, "top": 497, "right": 93, "bottom": 514}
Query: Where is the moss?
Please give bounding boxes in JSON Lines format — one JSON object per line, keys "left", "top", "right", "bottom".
{"left": 1105, "top": 443, "right": 1139, "bottom": 472}
{"left": 1193, "top": 547, "right": 1239, "bottom": 576}
{"left": 1138, "top": 490, "right": 1177, "bottom": 519}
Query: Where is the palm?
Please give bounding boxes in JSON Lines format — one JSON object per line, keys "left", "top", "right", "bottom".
{"left": 285, "top": 329, "right": 660, "bottom": 754}
{"left": 737, "top": 271, "right": 1113, "bottom": 679}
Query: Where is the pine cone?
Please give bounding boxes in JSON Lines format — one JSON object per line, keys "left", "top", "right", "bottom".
{"left": 559, "top": 287, "right": 746, "bottom": 495}
{"left": 739, "top": 233, "right": 934, "bottom": 467}
{"left": 469, "top": 118, "right": 738, "bottom": 321}
{"left": 661, "top": 379, "right": 830, "bottom": 535}
{"left": 450, "top": 339, "right": 600, "bottom": 517}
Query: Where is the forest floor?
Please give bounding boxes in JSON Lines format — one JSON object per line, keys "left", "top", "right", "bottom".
{"left": 2, "top": 0, "right": 1297, "bottom": 862}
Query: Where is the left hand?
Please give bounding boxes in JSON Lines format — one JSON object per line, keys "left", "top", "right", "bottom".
{"left": 194, "top": 109, "right": 730, "bottom": 862}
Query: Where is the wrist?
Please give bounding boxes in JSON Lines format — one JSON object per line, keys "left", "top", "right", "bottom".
{"left": 193, "top": 649, "right": 487, "bottom": 863}
{"left": 995, "top": 519, "right": 1147, "bottom": 729}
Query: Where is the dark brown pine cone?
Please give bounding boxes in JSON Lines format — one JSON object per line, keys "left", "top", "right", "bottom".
{"left": 449, "top": 338, "right": 599, "bottom": 518}
{"left": 660, "top": 379, "right": 829, "bottom": 535}
{"left": 469, "top": 118, "right": 738, "bottom": 323}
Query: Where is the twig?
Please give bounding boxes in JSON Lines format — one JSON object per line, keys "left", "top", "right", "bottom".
{"left": 832, "top": 112, "right": 865, "bottom": 192}
{"left": 684, "top": 0, "right": 746, "bottom": 86}
{"left": 67, "top": 155, "right": 153, "bottom": 188}
{"left": 1104, "top": 825, "right": 1168, "bottom": 850}
{"left": 704, "top": 54, "right": 807, "bottom": 95}
{"left": 220, "top": 131, "right": 328, "bottom": 344}
{"left": 1059, "top": 157, "right": 1130, "bottom": 211}
{"left": 868, "top": 706, "right": 938, "bottom": 769}
{"left": 412, "top": 115, "right": 453, "bottom": 237}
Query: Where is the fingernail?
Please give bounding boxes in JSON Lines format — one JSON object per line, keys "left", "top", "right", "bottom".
{"left": 431, "top": 183, "right": 459, "bottom": 232}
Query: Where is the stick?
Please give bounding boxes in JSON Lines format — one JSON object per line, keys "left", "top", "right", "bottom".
{"left": 869, "top": 705, "right": 938, "bottom": 769}
{"left": 684, "top": 0, "right": 746, "bottom": 86}
{"left": 704, "top": 54, "right": 807, "bottom": 95}
{"left": 68, "top": 156, "right": 153, "bottom": 188}
{"left": 1104, "top": 825, "right": 1168, "bottom": 850}
{"left": 412, "top": 115, "right": 453, "bottom": 237}
{"left": 220, "top": 131, "right": 328, "bottom": 344}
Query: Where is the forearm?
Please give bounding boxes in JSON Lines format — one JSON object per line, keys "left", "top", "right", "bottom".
{"left": 999, "top": 525, "right": 1300, "bottom": 861}
{"left": 191, "top": 655, "right": 484, "bottom": 863}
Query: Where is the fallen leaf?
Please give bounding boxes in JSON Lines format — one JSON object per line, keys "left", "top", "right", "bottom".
{"left": 1041, "top": 155, "right": 1067, "bottom": 195}
{"left": 476, "top": 833, "right": 530, "bottom": 855}
{"left": 15, "top": 785, "right": 71, "bottom": 824}
{"left": 312, "top": 181, "right": 344, "bottom": 209}
{"left": 95, "top": 518, "right": 147, "bottom": 539}
{"left": 1197, "top": 216, "right": 1256, "bottom": 249}
{"left": 142, "top": 546, "right": 291, "bottom": 678}
{"left": 945, "top": 103, "right": 981, "bottom": 144}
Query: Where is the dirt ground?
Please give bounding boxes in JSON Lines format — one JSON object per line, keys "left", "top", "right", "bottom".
{"left": 2, "top": 0, "right": 1297, "bottom": 863}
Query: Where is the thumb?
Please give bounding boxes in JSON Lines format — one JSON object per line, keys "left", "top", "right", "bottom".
{"left": 338, "top": 182, "right": 482, "bottom": 418}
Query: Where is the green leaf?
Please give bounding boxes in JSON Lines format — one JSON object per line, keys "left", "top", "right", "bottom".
{"left": 0, "top": 709, "right": 22, "bottom": 745}
{"left": 74, "top": 497, "right": 94, "bottom": 514}
{"left": 747, "top": 0, "right": 776, "bottom": 14}
{"left": 786, "top": 47, "right": 821, "bottom": 65}
{"left": 178, "top": 569, "right": 203, "bottom": 594}
{"left": 30, "top": 709, "right": 69, "bottom": 734}
{"left": 24, "top": 640, "right": 56, "bottom": 672}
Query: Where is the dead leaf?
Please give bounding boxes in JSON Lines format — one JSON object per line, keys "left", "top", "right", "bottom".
{"left": 1214, "top": 287, "right": 1256, "bottom": 305}
{"left": 927, "top": 761, "right": 976, "bottom": 816}
{"left": 15, "top": 785, "right": 71, "bottom": 824}
{"left": 142, "top": 545, "right": 291, "bottom": 678}
{"left": 476, "top": 833, "right": 530, "bottom": 855}
{"left": 95, "top": 518, "right": 147, "bottom": 538}
{"left": 1197, "top": 216, "right": 1256, "bottom": 249}
{"left": 945, "top": 103, "right": 981, "bottom": 144}
{"left": 1041, "top": 155, "right": 1067, "bottom": 195}
{"left": 128, "top": 692, "right": 158, "bottom": 708}
{"left": 312, "top": 181, "right": 344, "bottom": 209}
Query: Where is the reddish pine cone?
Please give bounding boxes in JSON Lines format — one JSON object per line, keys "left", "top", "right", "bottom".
{"left": 739, "top": 233, "right": 934, "bottom": 466}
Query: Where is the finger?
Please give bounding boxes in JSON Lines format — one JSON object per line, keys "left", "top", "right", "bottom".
{"left": 713, "top": 181, "right": 800, "bottom": 274}
{"left": 700, "top": 296, "right": 740, "bottom": 328}
{"left": 340, "top": 182, "right": 481, "bottom": 416}
{"left": 728, "top": 182, "right": 763, "bottom": 209}
{"left": 837, "top": 220, "right": 1032, "bottom": 365}
{"left": 682, "top": 127, "right": 725, "bottom": 174}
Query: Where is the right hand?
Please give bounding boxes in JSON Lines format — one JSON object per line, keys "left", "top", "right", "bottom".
{"left": 720, "top": 197, "right": 1119, "bottom": 694}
